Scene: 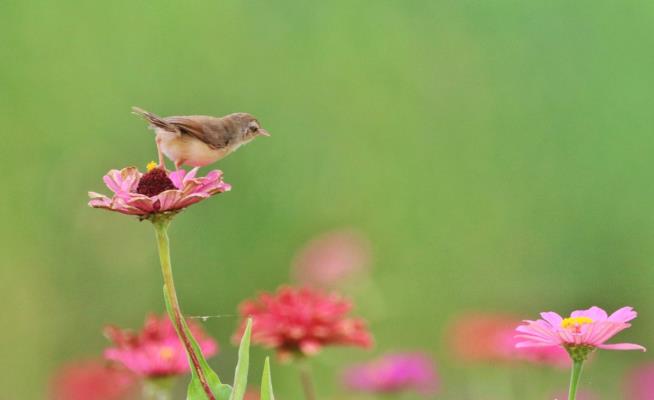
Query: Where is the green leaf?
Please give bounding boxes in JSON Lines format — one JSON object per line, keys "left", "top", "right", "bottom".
{"left": 260, "top": 357, "right": 275, "bottom": 400}
{"left": 229, "top": 318, "right": 252, "bottom": 400}
{"left": 162, "top": 286, "right": 229, "bottom": 400}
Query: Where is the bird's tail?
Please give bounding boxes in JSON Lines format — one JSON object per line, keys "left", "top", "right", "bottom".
{"left": 131, "top": 106, "right": 176, "bottom": 131}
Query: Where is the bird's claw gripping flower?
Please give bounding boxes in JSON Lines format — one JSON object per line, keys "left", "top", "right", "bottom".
{"left": 515, "top": 306, "right": 646, "bottom": 361}
{"left": 88, "top": 164, "right": 231, "bottom": 219}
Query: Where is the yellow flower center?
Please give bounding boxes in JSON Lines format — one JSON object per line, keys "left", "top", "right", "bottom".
{"left": 159, "top": 346, "right": 175, "bottom": 360}
{"left": 561, "top": 316, "right": 593, "bottom": 329}
{"left": 146, "top": 161, "right": 158, "bottom": 172}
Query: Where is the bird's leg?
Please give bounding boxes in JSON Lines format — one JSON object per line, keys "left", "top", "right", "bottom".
{"left": 174, "top": 159, "right": 185, "bottom": 171}
{"left": 156, "top": 137, "right": 165, "bottom": 169}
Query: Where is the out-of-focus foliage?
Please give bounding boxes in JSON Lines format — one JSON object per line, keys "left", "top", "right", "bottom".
{"left": 2, "top": 1, "right": 654, "bottom": 398}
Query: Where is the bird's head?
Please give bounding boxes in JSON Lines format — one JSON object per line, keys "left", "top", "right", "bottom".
{"left": 234, "top": 113, "right": 270, "bottom": 141}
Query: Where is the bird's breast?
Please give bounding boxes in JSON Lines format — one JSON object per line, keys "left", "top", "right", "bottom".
{"left": 156, "top": 130, "right": 228, "bottom": 167}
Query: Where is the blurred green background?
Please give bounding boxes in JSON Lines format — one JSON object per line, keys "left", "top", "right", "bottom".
{"left": 2, "top": 1, "right": 654, "bottom": 398}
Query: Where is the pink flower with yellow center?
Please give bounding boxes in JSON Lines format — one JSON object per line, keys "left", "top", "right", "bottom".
{"left": 88, "top": 163, "right": 230, "bottom": 218}
{"left": 104, "top": 314, "right": 218, "bottom": 378}
{"left": 516, "top": 306, "right": 645, "bottom": 360}
{"left": 234, "top": 286, "right": 373, "bottom": 360}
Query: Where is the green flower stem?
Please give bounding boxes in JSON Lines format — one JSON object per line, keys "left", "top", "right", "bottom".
{"left": 567, "top": 360, "right": 584, "bottom": 400}
{"left": 143, "top": 377, "right": 175, "bottom": 400}
{"left": 297, "top": 360, "right": 317, "bottom": 400}
{"left": 153, "top": 217, "right": 215, "bottom": 400}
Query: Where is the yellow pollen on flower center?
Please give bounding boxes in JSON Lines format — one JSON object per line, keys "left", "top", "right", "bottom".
{"left": 159, "top": 346, "right": 175, "bottom": 360}
{"left": 146, "top": 161, "right": 158, "bottom": 172}
{"left": 561, "top": 316, "right": 593, "bottom": 329}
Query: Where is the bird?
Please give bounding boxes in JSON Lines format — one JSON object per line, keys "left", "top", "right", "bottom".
{"left": 132, "top": 107, "right": 270, "bottom": 169}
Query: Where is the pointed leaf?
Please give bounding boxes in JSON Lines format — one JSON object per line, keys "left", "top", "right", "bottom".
{"left": 260, "top": 357, "right": 275, "bottom": 400}
{"left": 229, "top": 318, "right": 252, "bottom": 400}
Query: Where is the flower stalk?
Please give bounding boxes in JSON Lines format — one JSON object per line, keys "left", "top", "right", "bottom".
{"left": 567, "top": 359, "right": 584, "bottom": 400}
{"left": 297, "top": 360, "right": 317, "bottom": 400}
{"left": 153, "top": 216, "right": 215, "bottom": 400}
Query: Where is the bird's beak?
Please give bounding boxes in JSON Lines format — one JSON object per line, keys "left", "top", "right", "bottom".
{"left": 258, "top": 129, "right": 271, "bottom": 137}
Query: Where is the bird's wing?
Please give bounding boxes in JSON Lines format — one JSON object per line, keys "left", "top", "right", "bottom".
{"left": 164, "top": 116, "right": 230, "bottom": 149}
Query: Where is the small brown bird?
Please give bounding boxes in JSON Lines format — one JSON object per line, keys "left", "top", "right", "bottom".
{"left": 132, "top": 107, "right": 270, "bottom": 168}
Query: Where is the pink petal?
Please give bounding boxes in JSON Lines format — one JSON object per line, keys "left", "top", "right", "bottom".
{"left": 176, "top": 193, "right": 211, "bottom": 209}
{"left": 597, "top": 343, "right": 646, "bottom": 351}
{"left": 168, "top": 169, "right": 187, "bottom": 189}
{"left": 571, "top": 306, "right": 608, "bottom": 321}
{"left": 608, "top": 307, "right": 637, "bottom": 323}
{"left": 540, "top": 312, "right": 563, "bottom": 328}
{"left": 185, "top": 167, "right": 199, "bottom": 182}
{"left": 516, "top": 341, "right": 559, "bottom": 348}
{"left": 155, "top": 190, "right": 185, "bottom": 211}
{"left": 126, "top": 196, "right": 156, "bottom": 213}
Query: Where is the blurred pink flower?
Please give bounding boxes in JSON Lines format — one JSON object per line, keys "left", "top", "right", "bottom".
{"left": 516, "top": 306, "right": 645, "bottom": 358}
{"left": 49, "top": 359, "right": 138, "bottom": 400}
{"left": 88, "top": 166, "right": 230, "bottom": 217}
{"left": 234, "top": 286, "right": 373, "bottom": 360}
{"left": 342, "top": 352, "right": 439, "bottom": 396}
{"left": 292, "top": 229, "right": 371, "bottom": 287}
{"left": 447, "top": 312, "right": 569, "bottom": 367}
{"left": 104, "top": 314, "right": 218, "bottom": 377}
{"left": 624, "top": 363, "right": 654, "bottom": 399}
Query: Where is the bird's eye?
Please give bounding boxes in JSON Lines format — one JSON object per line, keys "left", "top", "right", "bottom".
{"left": 249, "top": 125, "right": 258, "bottom": 132}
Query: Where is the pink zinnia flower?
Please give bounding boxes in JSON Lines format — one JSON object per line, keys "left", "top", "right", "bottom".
{"left": 88, "top": 165, "right": 230, "bottom": 218}
{"left": 342, "top": 352, "right": 439, "bottom": 396}
{"left": 49, "top": 359, "right": 138, "bottom": 400}
{"left": 623, "top": 363, "right": 654, "bottom": 400}
{"left": 104, "top": 314, "right": 218, "bottom": 377}
{"left": 516, "top": 306, "right": 646, "bottom": 360}
{"left": 234, "top": 286, "right": 373, "bottom": 359}
{"left": 292, "top": 229, "right": 371, "bottom": 288}
{"left": 447, "top": 312, "right": 569, "bottom": 367}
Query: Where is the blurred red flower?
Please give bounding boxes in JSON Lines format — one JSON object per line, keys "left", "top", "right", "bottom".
{"left": 49, "top": 359, "right": 138, "bottom": 400}
{"left": 104, "top": 313, "right": 218, "bottom": 377}
{"left": 234, "top": 286, "right": 373, "bottom": 360}
{"left": 447, "top": 312, "right": 569, "bottom": 367}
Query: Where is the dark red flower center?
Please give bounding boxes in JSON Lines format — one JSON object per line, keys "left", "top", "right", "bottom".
{"left": 136, "top": 168, "right": 176, "bottom": 197}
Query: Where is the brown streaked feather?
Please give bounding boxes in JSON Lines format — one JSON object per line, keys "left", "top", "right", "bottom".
{"left": 131, "top": 107, "right": 179, "bottom": 133}
{"left": 164, "top": 116, "right": 232, "bottom": 149}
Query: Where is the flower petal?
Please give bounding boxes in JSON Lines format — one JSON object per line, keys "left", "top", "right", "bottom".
{"left": 608, "top": 307, "right": 638, "bottom": 323}
{"left": 597, "top": 343, "right": 646, "bottom": 351}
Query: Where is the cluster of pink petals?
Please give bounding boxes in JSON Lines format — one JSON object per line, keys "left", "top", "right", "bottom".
{"left": 342, "top": 352, "right": 439, "bottom": 396}
{"left": 104, "top": 314, "right": 218, "bottom": 377}
{"left": 292, "top": 229, "right": 371, "bottom": 288}
{"left": 49, "top": 359, "right": 138, "bottom": 400}
{"left": 448, "top": 312, "right": 569, "bottom": 367}
{"left": 234, "top": 286, "right": 373, "bottom": 359}
{"left": 88, "top": 166, "right": 230, "bottom": 217}
{"left": 516, "top": 306, "right": 646, "bottom": 352}
{"left": 623, "top": 363, "right": 654, "bottom": 400}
